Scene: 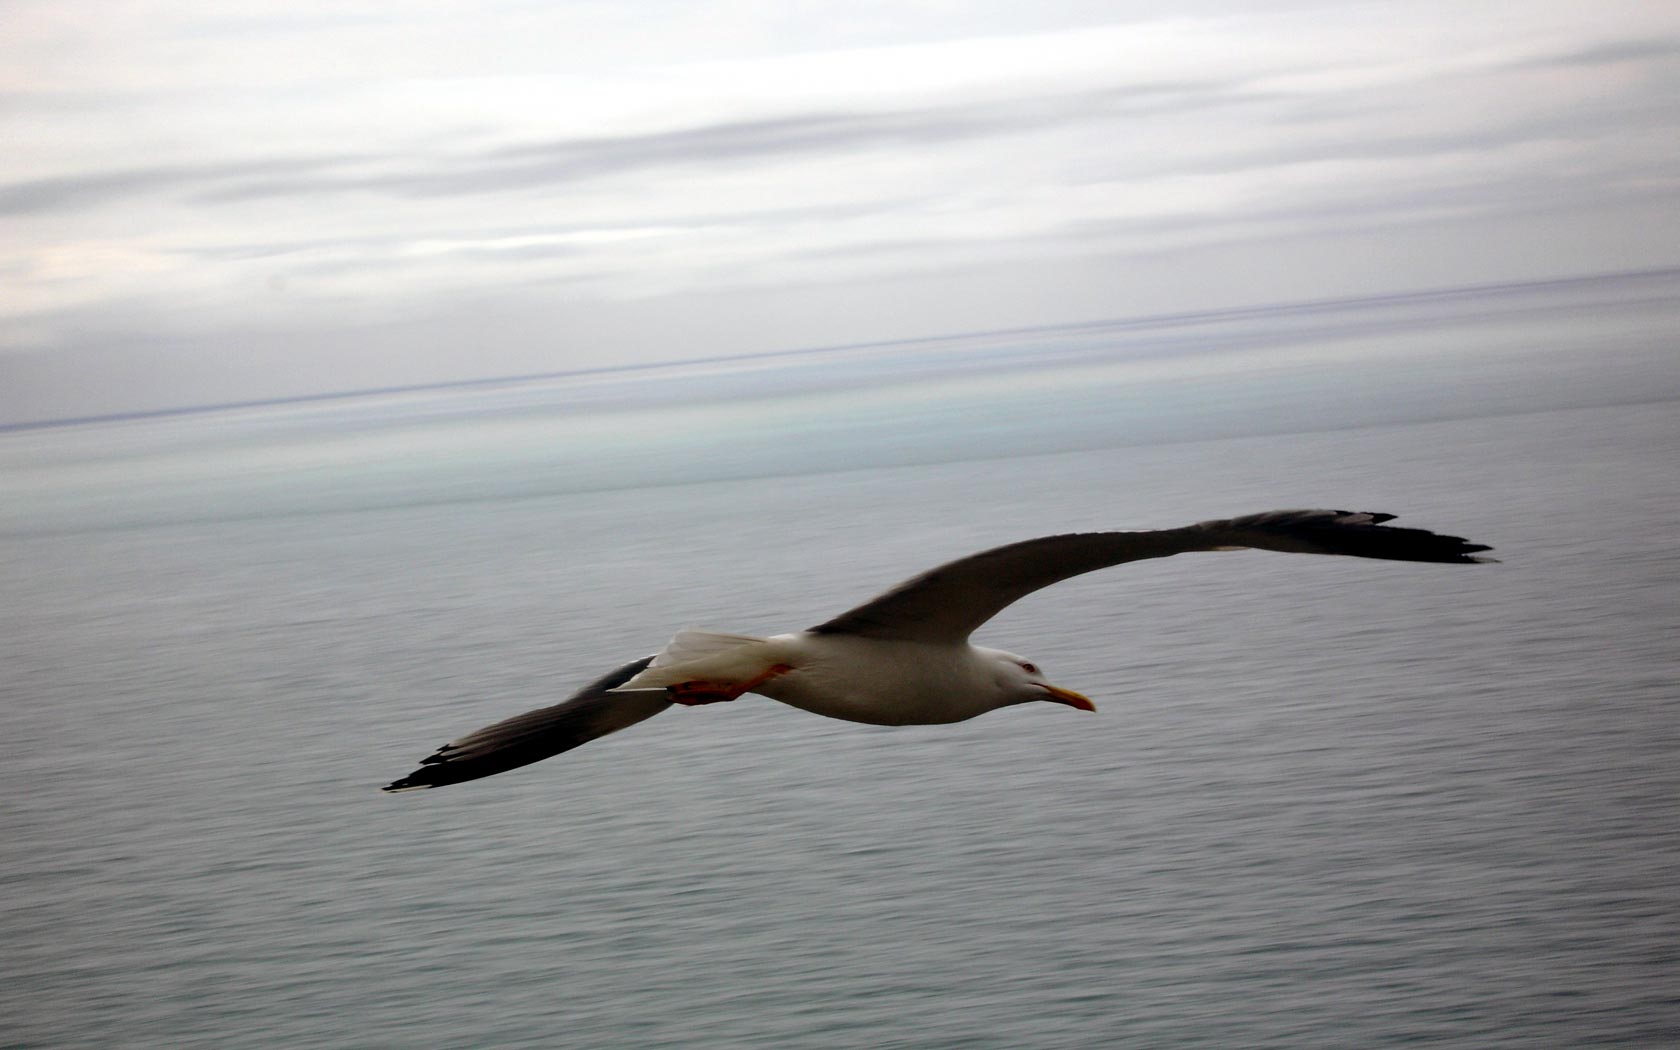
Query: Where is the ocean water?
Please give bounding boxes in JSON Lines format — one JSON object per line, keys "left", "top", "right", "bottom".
{"left": 4, "top": 284, "right": 1680, "bottom": 1048}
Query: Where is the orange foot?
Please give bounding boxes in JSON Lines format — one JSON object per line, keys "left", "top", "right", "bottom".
{"left": 666, "top": 664, "right": 794, "bottom": 707}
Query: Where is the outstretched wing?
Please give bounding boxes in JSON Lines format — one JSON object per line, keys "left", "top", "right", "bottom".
{"left": 808, "top": 509, "right": 1493, "bottom": 645}
{"left": 383, "top": 656, "right": 665, "bottom": 792}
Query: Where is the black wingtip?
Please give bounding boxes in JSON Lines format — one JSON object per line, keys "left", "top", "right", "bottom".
{"left": 381, "top": 654, "right": 663, "bottom": 794}
{"left": 383, "top": 744, "right": 471, "bottom": 791}
{"left": 1214, "top": 509, "right": 1497, "bottom": 564}
{"left": 382, "top": 749, "right": 478, "bottom": 792}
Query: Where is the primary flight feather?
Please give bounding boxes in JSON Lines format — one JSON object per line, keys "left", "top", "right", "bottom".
{"left": 385, "top": 508, "right": 1492, "bottom": 792}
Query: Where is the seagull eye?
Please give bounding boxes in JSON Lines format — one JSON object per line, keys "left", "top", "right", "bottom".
{"left": 1019, "top": 662, "right": 1038, "bottom": 674}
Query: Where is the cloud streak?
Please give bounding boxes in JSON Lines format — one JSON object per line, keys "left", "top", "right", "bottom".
{"left": 0, "top": 78, "right": 1257, "bottom": 215}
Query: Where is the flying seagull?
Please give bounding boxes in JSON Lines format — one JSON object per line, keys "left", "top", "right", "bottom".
{"left": 384, "top": 509, "right": 1492, "bottom": 792}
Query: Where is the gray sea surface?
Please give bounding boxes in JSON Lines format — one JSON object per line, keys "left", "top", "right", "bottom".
{"left": 4, "top": 282, "right": 1679, "bottom": 1047}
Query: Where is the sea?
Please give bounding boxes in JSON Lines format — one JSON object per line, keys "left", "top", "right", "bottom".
{"left": 4, "top": 271, "right": 1678, "bottom": 1048}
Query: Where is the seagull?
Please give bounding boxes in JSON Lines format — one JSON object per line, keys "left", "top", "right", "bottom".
{"left": 384, "top": 508, "right": 1492, "bottom": 792}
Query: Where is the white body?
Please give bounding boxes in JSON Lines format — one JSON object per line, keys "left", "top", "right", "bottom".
{"left": 619, "top": 631, "right": 1035, "bottom": 725}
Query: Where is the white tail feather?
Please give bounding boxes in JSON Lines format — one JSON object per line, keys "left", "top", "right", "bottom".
{"left": 650, "top": 629, "right": 769, "bottom": 667}
{"left": 615, "top": 629, "right": 774, "bottom": 690}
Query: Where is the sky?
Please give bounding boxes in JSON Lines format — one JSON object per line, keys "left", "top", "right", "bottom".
{"left": 3, "top": 0, "right": 1678, "bottom": 424}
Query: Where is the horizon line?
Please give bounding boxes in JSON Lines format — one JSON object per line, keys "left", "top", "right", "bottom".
{"left": 4, "top": 263, "right": 1675, "bottom": 434}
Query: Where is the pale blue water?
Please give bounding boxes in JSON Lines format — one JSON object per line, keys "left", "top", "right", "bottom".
{"left": 4, "top": 278, "right": 1679, "bottom": 1047}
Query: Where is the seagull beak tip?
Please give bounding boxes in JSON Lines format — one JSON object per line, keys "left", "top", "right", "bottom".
{"left": 1042, "top": 683, "right": 1097, "bottom": 712}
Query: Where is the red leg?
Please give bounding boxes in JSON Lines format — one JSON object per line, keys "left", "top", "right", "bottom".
{"left": 666, "top": 682, "right": 737, "bottom": 706}
{"left": 666, "top": 664, "right": 793, "bottom": 706}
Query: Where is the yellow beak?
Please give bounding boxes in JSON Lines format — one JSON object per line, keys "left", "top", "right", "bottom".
{"left": 1040, "top": 683, "right": 1097, "bottom": 712}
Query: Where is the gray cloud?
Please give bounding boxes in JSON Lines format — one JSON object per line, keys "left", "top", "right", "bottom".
{"left": 9, "top": 29, "right": 1673, "bottom": 222}
{"left": 0, "top": 79, "right": 1250, "bottom": 216}
{"left": 207, "top": 80, "right": 1254, "bottom": 202}
{"left": 0, "top": 155, "right": 361, "bottom": 216}
{"left": 1529, "top": 36, "right": 1680, "bottom": 67}
{"left": 4, "top": 28, "right": 1672, "bottom": 221}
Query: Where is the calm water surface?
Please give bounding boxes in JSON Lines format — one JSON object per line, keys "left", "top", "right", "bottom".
{"left": 3, "top": 380, "right": 1678, "bottom": 1045}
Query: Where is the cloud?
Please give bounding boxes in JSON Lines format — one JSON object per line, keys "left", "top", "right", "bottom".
{"left": 0, "top": 77, "right": 1253, "bottom": 216}
{"left": 1531, "top": 36, "right": 1680, "bottom": 68}
{"left": 0, "top": 157, "right": 361, "bottom": 216}
{"left": 2, "top": 2, "right": 1679, "bottom": 421}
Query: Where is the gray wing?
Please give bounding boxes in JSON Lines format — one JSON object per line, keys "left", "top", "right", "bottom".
{"left": 809, "top": 509, "right": 1493, "bottom": 645}
{"left": 383, "top": 655, "right": 666, "bottom": 792}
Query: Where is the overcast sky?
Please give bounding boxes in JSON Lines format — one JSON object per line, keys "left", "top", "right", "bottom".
{"left": 3, "top": 0, "right": 1678, "bottom": 422}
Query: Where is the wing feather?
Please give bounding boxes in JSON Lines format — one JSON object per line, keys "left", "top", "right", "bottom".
{"left": 808, "top": 509, "right": 1492, "bottom": 644}
{"left": 383, "top": 655, "right": 664, "bottom": 791}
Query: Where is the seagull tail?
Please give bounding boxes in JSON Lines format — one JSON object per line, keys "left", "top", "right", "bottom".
{"left": 650, "top": 629, "right": 771, "bottom": 665}
{"left": 612, "top": 629, "right": 776, "bottom": 689}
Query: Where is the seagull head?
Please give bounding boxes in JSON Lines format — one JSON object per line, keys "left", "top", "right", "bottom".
{"left": 981, "top": 648, "right": 1097, "bottom": 713}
